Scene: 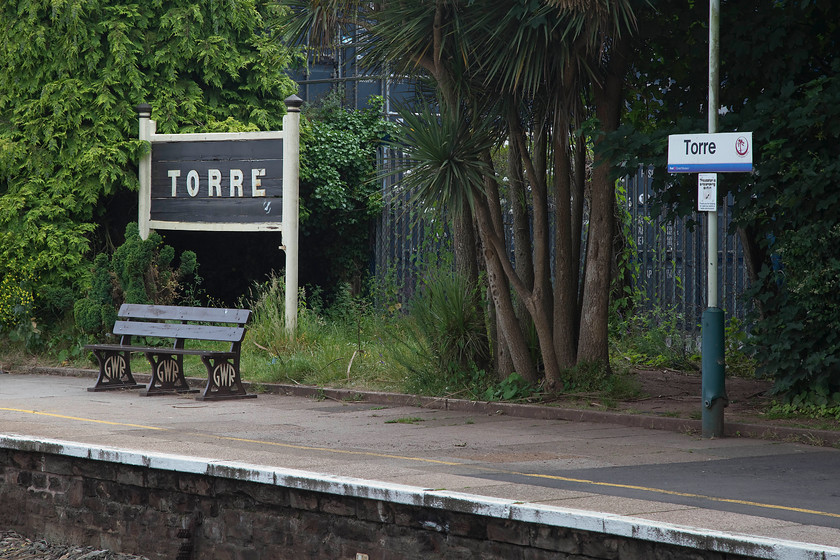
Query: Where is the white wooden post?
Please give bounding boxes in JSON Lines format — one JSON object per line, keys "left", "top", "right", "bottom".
{"left": 137, "top": 104, "right": 153, "bottom": 240}
{"left": 283, "top": 95, "right": 303, "bottom": 335}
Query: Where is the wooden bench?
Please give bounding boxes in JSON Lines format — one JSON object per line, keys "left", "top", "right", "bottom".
{"left": 84, "top": 303, "right": 255, "bottom": 401}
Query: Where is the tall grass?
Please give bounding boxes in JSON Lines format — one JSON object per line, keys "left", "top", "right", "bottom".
{"left": 237, "top": 270, "right": 494, "bottom": 397}
{"left": 240, "top": 273, "right": 411, "bottom": 391}
{"left": 3, "top": 271, "right": 758, "bottom": 402}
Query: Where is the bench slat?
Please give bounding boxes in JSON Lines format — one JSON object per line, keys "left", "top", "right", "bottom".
{"left": 84, "top": 343, "right": 236, "bottom": 358}
{"left": 113, "top": 320, "right": 245, "bottom": 343}
{"left": 118, "top": 303, "right": 251, "bottom": 325}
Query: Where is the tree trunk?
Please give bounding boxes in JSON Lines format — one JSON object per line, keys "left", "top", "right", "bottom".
{"left": 473, "top": 199, "right": 538, "bottom": 383}
{"left": 453, "top": 209, "right": 478, "bottom": 285}
{"left": 577, "top": 39, "right": 628, "bottom": 368}
{"left": 571, "top": 129, "right": 587, "bottom": 306}
{"left": 737, "top": 225, "right": 766, "bottom": 320}
{"left": 507, "top": 109, "right": 563, "bottom": 389}
{"left": 482, "top": 159, "right": 516, "bottom": 379}
{"left": 553, "top": 119, "right": 577, "bottom": 369}
{"left": 577, "top": 169, "right": 614, "bottom": 366}
{"left": 493, "top": 314, "right": 515, "bottom": 378}
{"left": 507, "top": 111, "right": 537, "bottom": 380}
{"left": 509, "top": 136, "right": 534, "bottom": 302}
{"left": 738, "top": 225, "right": 762, "bottom": 287}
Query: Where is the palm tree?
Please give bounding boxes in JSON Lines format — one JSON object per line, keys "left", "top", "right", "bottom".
{"left": 418, "top": 0, "right": 637, "bottom": 385}
{"left": 390, "top": 99, "right": 539, "bottom": 383}
{"left": 281, "top": 0, "right": 639, "bottom": 389}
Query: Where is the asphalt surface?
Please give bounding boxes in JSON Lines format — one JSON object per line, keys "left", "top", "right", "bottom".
{"left": 1, "top": 372, "right": 839, "bottom": 554}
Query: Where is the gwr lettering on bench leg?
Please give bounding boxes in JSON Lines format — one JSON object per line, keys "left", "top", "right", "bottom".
{"left": 141, "top": 352, "right": 198, "bottom": 396}
{"left": 197, "top": 355, "right": 255, "bottom": 401}
{"left": 88, "top": 349, "right": 144, "bottom": 392}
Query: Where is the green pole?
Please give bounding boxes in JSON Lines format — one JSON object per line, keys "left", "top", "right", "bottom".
{"left": 702, "top": 308, "right": 726, "bottom": 437}
{"left": 702, "top": 0, "right": 726, "bottom": 437}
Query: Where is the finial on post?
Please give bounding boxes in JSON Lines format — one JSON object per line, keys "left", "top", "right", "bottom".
{"left": 284, "top": 95, "right": 303, "bottom": 113}
{"left": 136, "top": 103, "right": 152, "bottom": 119}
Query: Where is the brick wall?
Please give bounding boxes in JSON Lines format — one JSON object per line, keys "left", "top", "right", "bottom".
{"left": 0, "top": 446, "right": 761, "bottom": 560}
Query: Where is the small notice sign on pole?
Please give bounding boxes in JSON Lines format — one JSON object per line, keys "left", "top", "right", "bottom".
{"left": 697, "top": 173, "right": 717, "bottom": 212}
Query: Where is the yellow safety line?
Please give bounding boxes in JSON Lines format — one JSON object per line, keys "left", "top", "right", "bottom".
{"left": 207, "top": 433, "right": 467, "bottom": 466}
{"left": 505, "top": 471, "right": 840, "bottom": 519}
{"left": 1, "top": 408, "right": 170, "bottom": 431}
{"left": 3, "top": 407, "right": 839, "bottom": 520}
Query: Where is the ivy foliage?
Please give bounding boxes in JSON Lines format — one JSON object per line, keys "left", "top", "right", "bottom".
{"left": 737, "top": 68, "right": 840, "bottom": 398}
{"left": 0, "top": 0, "right": 298, "bottom": 314}
{"left": 299, "top": 93, "right": 395, "bottom": 296}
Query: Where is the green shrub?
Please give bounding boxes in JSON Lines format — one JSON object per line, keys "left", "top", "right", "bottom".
{"left": 747, "top": 223, "right": 840, "bottom": 400}
{"left": 610, "top": 305, "right": 700, "bottom": 371}
{"left": 73, "top": 298, "right": 103, "bottom": 336}
{"left": 391, "top": 271, "right": 491, "bottom": 397}
{"left": 0, "top": 270, "right": 35, "bottom": 332}
{"left": 299, "top": 93, "right": 395, "bottom": 298}
{"left": 0, "top": 269, "right": 41, "bottom": 348}
{"left": 414, "top": 271, "right": 489, "bottom": 372}
{"left": 483, "top": 373, "right": 534, "bottom": 402}
{"left": 769, "top": 389, "right": 840, "bottom": 421}
{"left": 563, "top": 360, "right": 611, "bottom": 393}
{"left": 725, "top": 317, "right": 758, "bottom": 378}
{"left": 74, "top": 223, "right": 202, "bottom": 336}
{"left": 325, "top": 282, "right": 367, "bottom": 325}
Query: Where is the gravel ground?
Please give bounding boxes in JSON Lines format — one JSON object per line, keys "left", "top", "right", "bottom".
{"left": 0, "top": 532, "right": 149, "bottom": 560}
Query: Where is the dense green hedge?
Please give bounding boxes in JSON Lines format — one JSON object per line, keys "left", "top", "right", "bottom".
{"left": 0, "top": 0, "right": 297, "bottom": 329}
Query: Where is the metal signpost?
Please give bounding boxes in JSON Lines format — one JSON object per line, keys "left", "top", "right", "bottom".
{"left": 137, "top": 95, "right": 303, "bottom": 335}
{"left": 668, "top": 130, "right": 752, "bottom": 437}
{"left": 667, "top": 2, "right": 753, "bottom": 438}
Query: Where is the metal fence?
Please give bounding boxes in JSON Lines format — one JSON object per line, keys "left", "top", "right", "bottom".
{"left": 624, "top": 165, "right": 750, "bottom": 332}
{"left": 373, "top": 163, "right": 751, "bottom": 332}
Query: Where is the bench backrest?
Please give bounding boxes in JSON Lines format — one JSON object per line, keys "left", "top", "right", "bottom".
{"left": 113, "top": 304, "right": 251, "bottom": 345}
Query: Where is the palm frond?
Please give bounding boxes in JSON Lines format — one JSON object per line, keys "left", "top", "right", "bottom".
{"left": 386, "top": 101, "right": 497, "bottom": 218}
{"left": 279, "top": 0, "right": 370, "bottom": 54}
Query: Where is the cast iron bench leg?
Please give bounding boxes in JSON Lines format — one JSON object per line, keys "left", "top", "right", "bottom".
{"left": 87, "top": 348, "right": 144, "bottom": 391}
{"left": 197, "top": 354, "right": 256, "bottom": 401}
{"left": 140, "top": 352, "right": 198, "bottom": 396}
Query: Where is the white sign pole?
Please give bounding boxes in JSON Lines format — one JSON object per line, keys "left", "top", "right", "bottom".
{"left": 702, "top": 0, "right": 726, "bottom": 439}
{"left": 708, "top": 0, "right": 719, "bottom": 309}
{"left": 282, "top": 95, "right": 303, "bottom": 336}
{"left": 666, "top": 5, "right": 754, "bottom": 440}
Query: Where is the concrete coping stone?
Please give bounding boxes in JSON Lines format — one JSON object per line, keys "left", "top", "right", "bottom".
{"left": 2, "top": 433, "right": 838, "bottom": 560}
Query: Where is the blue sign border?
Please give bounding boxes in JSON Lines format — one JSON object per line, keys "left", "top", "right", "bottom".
{"left": 668, "top": 162, "right": 753, "bottom": 173}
